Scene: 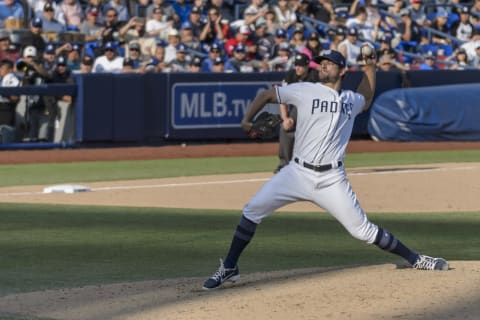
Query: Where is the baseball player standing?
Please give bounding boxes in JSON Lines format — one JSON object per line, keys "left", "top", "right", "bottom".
{"left": 203, "top": 46, "right": 448, "bottom": 291}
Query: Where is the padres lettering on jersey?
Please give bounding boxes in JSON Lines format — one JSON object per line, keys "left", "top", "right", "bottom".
{"left": 275, "top": 82, "right": 364, "bottom": 164}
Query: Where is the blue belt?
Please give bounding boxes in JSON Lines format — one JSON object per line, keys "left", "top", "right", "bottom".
{"left": 294, "top": 158, "right": 343, "bottom": 172}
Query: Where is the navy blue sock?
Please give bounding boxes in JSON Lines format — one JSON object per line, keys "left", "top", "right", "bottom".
{"left": 224, "top": 215, "right": 257, "bottom": 269}
{"left": 374, "top": 227, "right": 419, "bottom": 265}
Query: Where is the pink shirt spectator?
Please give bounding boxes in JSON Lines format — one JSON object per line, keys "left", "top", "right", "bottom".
{"left": 60, "top": 0, "right": 84, "bottom": 28}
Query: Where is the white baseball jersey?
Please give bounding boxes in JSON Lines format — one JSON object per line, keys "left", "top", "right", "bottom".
{"left": 0, "top": 73, "right": 20, "bottom": 103}
{"left": 275, "top": 82, "right": 365, "bottom": 165}
{"left": 243, "top": 81, "right": 378, "bottom": 245}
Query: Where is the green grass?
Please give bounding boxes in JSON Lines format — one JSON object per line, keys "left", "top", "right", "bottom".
{"left": 0, "top": 203, "right": 478, "bottom": 296}
{"left": 0, "top": 149, "right": 479, "bottom": 187}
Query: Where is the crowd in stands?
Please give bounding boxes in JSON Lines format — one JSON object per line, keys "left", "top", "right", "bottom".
{"left": 0, "top": 0, "right": 479, "bottom": 76}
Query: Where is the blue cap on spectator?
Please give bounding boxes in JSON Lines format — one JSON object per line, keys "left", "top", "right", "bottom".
{"left": 294, "top": 53, "right": 310, "bottom": 66}
{"left": 275, "top": 29, "right": 287, "bottom": 38}
{"left": 347, "top": 27, "right": 358, "bottom": 36}
{"left": 278, "top": 42, "right": 290, "bottom": 51}
{"left": 210, "top": 43, "right": 221, "bottom": 52}
{"left": 176, "top": 44, "right": 187, "bottom": 52}
{"left": 181, "top": 21, "right": 193, "bottom": 30}
{"left": 148, "top": 57, "right": 159, "bottom": 66}
{"left": 460, "top": 6, "right": 469, "bottom": 14}
{"left": 72, "top": 43, "right": 80, "bottom": 51}
{"left": 56, "top": 56, "right": 66, "bottom": 65}
{"left": 32, "top": 17, "right": 43, "bottom": 28}
{"left": 45, "top": 43, "right": 55, "bottom": 54}
{"left": 313, "top": 50, "right": 346, "bottom": 68}
{"left": 424, "top": 50, "right": 436, "bottom": 59}
{"left": 213, "top": 56, "right": 223, "bottom": 65}
{"left": 191, "top": 56, "right": 202, "bottom": 66}
{"left": 234, "top": 44, "right": 246, "bottom": 53}
{"left": 156, "top": 39, "right": 167, "bottom": 47}
{"left": 104, "top": 41, "right": 115, "bottom": 51}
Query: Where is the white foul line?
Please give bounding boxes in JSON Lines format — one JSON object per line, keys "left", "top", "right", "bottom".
{"left": 0, "top": 165, "right": 477, "bottom": 197}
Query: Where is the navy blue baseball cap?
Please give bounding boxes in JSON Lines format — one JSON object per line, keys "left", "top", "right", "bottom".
{"left": 313, "top": 50, "right": 346, "bottom": 68}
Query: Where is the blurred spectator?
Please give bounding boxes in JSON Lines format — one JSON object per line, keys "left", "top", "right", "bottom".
{"left": 470, "top": 45, "right": 480, "bottom": 68}
{"left": 448, "top": 48, "right": 470, "bottom": 69}
{"left": 164, "top": 28, "right": 181, "bottom": 63}
{"left": 143, "top": 56, "right": 162, "bottom": 73}
{"left": 75, "top": 54, "right": 94, "bottom": 73}
{"left": 92, "top": 41, "right": 123, "bottom": 73}
{"left": 42, "top": 43, "right": 57, "bottom": 70}
{"left": 242, "top": 0, "right": 269, "bottom": 27}
{"left": 26, "top": 17, "right": 46, "bottom": 54}
{"left": 84, "top": 0, "right": 105, "bottom": 24}
{"left": 172, "top": 0, "right": 191, "bottom": 24}
{"left": 60, "top": 0, "right": 84, "bottom": 28}
{"left": 28, "top": 0, "right": 66, "bottom": 25}
{"left": 301, "top": 31, "right": 321, "bottom": 67}
{"left": 329, "top": 26, "right": 346, "bottom": 50}
{"left": 152, "top": 43, "right": 167, "bottom": 71}
{"left": 100, "top": 8, "right": 125, "bottom": 44}
{"left": 224, "top": 24, "right": 253, "bottom": 56}
{"left": 122, "top": 57, "right": 136, "bottom": 72}
{"left": 224, "top": 43, "right": 266, "bottom": 72}
{"left": 264, "top": 8, "right": 280, "bottom": 35}
{"left": 376, "top": 35, "right": 397, "bottom": 59}
{"left": 180, "top": 22, "right": 201, "bottom": 51}
{"left": 40, "top": 2, "right": 66, "bottom": 33}
{"left": 338, "top": 27, "right": 362, "bottom": 68}
{"left": 460, "top": 28, "right": 480, "bottom": 61}
{"left": 386, "top": 0, "right": 405, "bottom": 29}
{"left": 408, "top": 0, "right": 429, "bottom": 26}
{"left": 49, "top": 55, "right": 74, "bottom": 101}
{"left": 126, "top": 41, "right": 144, "bottom": 67}
{"left": 211, "top": 55, "right": 224, "bottom": 72}
{"left": 188, "top": 55, "right": 202, "bottom": 72}
{"left": 201, "top": 42, "right": 222, "bottom": 72}
{"left": 146, "top": 6, "right": 170, "bottom": 39}
{"left": 418, "top": 50, "right": 439, "bottom": 69}
{"left": 377, "top": 53, "right": 409, "bottom": 71}
{"left": 79, "top": 8, "right": 103, "bottom": 42}
{"left": 429, "top": 8, "right": 452, "bottom": 46}
{"left": 135, "top": 0, "right": 150, "bottom": 18}
{"left": 450, "top": 6, "right": 474, "bottom": 42}
{"left": 290, "top": 25, "right": 306, "bottom": 51}
{"left": 267, "top": 41, "right": 292, "bottom": 70}
{"left": 346, "top": 5, "right": 381, "bottom": 42}
{"left": 146, "top": 0, "right": 174, "bottom": 19}
{"left": 472, "top": 0, "right": 480, "bottom": 27}
{"left": 65, "top": 43, "right": 82, "bottom": 70}
{"left": 0, "top": 0, "right": 25, "bottom": 28}
{"left": 103, "top": 0, "right": 130, "bottom": 22}
{"left": 252, "top": 17, "right": 273, "bottom": 60}
{"left": 273, "top": 0, "right": 297, "bottom": 31}
{"left": 208, "top": 0, "right": 234, "bottom": 23}
{"left": 398, "top": 8, "right": 423, "bottom": 53}
{"left": 169, "top": 43, "right": 190, "bottom": 72}
{"left": 124, "top": 16, "right": 156, "bottom": 59}
{"left": 187, "top": 6, "right": 206, "bottom": 39}
{"left": 312, "top": 0, "right": 335, "bottom": 24}
{"left": 270, "top": 28, "right": 288, "bottom": 57}
{"left": 199, "top": 6, "right": 227, "bottom": 46}
{"left": 0, "top": 59, "right": 20, "bottom": 143}
{"left": 0, "top": 30, "right": 20, "bottom": 62}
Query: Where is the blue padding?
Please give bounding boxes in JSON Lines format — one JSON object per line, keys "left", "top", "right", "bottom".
{"left": 368, "top": 84, "right": 480, "bottom": 141}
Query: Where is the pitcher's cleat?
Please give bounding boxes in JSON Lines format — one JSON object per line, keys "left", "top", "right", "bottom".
{"left": 203, "top": 259, "right": 240, "bottom": 290}
{"left": 412, "top": 255, "right": 449, "bottom": 270}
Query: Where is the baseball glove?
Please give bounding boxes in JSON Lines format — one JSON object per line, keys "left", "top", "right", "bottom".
{"left": 248, "top": 112, "right": 282, "bottom": 139}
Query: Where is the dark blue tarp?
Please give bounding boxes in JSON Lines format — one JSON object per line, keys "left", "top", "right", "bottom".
{"left": 368, "top": 84, "right": 480, "bottom": 141}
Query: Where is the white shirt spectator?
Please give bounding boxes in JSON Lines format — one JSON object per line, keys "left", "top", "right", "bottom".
{"left": 92, "top": 55, "right": 124, "bottom": 73}
{"left": 0, "top": 72, "right": 20, "bottom": 103}
{"left": 28, "top": 0, "right": 66, "bottom": 25}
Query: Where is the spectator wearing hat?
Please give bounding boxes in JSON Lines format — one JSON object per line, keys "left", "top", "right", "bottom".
{"left": 0, "top": 30, "right": 20, "bottom": 63}
{"left": 0, "top": 59, "right": 20, "bottom": 143}
{"left": 169, "top": 43, "right": 190, "bottom": 72}
{"left": 103, "top": 0, "right": 129, "bottom": 22}
{"left": 146, "top": 0, "right": 174, "bottom": 20}
{"left": 59, "top": 0, "right": 84, "bottom": 28}
{"left": 450, "top": 6, "right": 474, "bottom": 42}
{"left": 49, "top": 56, "right": 74, "bottom": 104}
{"left": 146, "top": 6, "right": 170, "bottom": 39}
{"left": 164, "top": 28, "right": 181, "bottom": 63}
{"left": 28, "top": 0, "right": 66, "bottom": 25}
{"left": 290, "top": 25, "right": 307, "bottom": 52}
{"left": 188, "top": 55, "right": 202, "bottom": 72}
{"left": 180, "top": 22, "right": 201, "bottom": 52}
{"left": 151, "top": 43, "right": 168, "bottom": 71}
{"left": 385, "top": 0, "right": 405, "bottom": 29}
{"left": 270, "top": 28, "right": 288, "bottom": 58}
{"left": 92, "top": 41, "right": 123, "bottom": 73}
{"left": 83, "top": 0, "right": 104, "bottom": 23}
{"left": 42, "top": 43, "right": 57, "bottom": 71}
{"left": 251, "top": 17, "right": 274, "bottom": 60}
{"left": 338, "top": 27, "right": 363, "bottom": 69}
{"left": 0, "top": 0, "right": 24, "bottom": 28}
{"left": 429, "top": 8, "right": 452, "bottom": 47}
{"left": 303, "top": 31, "right": 322, "bottom": 58}
{"left": 99, "top": 8, "right": 122, "bottom": 44}
{"left": 267, "top": 41, "right": 293, "bottom": 70}
{"left": 188, "top": 6, "right": 207, "bottom": 39}
{"left": 199, "top": 6, "right": 227, "bottom": 46}
{"left": 224, "top": 24, "right": 254, "bottom": 57}
{"left": 76, "top": 54, "right": 94, "bottom": 73}
{"left": 460, "top": 28, "right": 480, "bottom": 61}
{"left": 224, "top": 44, "right": 266, "bottom": 72}
{"left": 418, "top": 50, "right": 438, "bottom": 70}
{"left": 397, "top": 7, "right": 423, "bottom": 53}
{"left": 126, "top": 40, "right": 147, "bottom": 67}
{"left": 200, "top": 42, "right": 222, "bottom": 72}
{"left": 123, "top": 16, "right": 156, "bottom": 59}
{"left": 121, "top": 57, "right": 136, "bottom": 72}
{"left": 26, "top": 18, "right": 46, "bottom": 54}
{"left": 274, "top": 52, "right": 319, "bottom": 174}
{"left": 40, "top": 2, "right": 66, "bottom": 33}
{"left": 79, "top": 8, "right": 103, "bottom": 42}
{"left": 211, "top": 55, "right": 224, "bottom": 72}
{"left": 328, "top": 26, "right": 346, "bottom": 51}
{"left": 207, "top": 0, "right": 235, "bottom": 23}
{"left": 64, "top": 43, "right": 82, "bottom": 70}
{"left": 407, "top": 0, "right": 428, "bottom": 26}
{"left": 242, "top": 0, "right": 268, "bottom": 27}
{"left": 272, "top": 0, "right": 297, "bottom": 31}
